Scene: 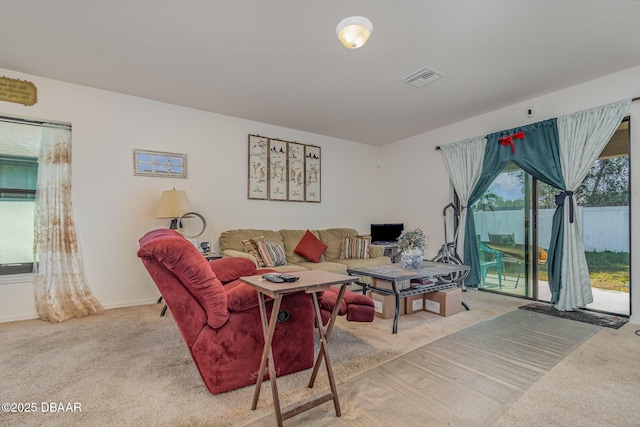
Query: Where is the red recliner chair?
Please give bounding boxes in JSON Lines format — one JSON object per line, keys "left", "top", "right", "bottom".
{"left": 137, "top": 229, "right": 316, "bottom": 394}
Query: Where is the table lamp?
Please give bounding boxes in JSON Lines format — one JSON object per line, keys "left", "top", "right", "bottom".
{"left": 155, "top": 189, "right": 192, "bottom": 229}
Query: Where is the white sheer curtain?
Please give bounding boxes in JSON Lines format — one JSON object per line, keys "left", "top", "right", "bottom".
{"left": 439, "top": 136, "right": 487, "bottom": 256}
{"left": 33, "top": 125, "right": 104, "bottom": 322}
{"left": 555, "top": 99, "right": 631, "bottom": 311}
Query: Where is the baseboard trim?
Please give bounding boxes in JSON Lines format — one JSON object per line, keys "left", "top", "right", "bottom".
{"left": 0, "top": 313, "right": 39, "bottom": 323}
{"left": 0, "top": 298, "right": 161, "bottom": 324}
{"left": 101, "top": 298, "right": 160, "bottom": 310}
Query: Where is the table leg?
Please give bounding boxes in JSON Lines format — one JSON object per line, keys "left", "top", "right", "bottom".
{"left": 393, "top": 291, "right": 400, "bottom": 334}
{"left": 310, "top": 291, "right": 341, "bottom": 417}
{"left": 308, "top": 284, "right": 347, "bottom": 388}
{"left": 252, "top": 293, "right": 284, "bottom": 425}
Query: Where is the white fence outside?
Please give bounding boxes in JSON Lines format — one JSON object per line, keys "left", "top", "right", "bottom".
{"left": 474, "top": 206, "right": 629, "bottom": 253}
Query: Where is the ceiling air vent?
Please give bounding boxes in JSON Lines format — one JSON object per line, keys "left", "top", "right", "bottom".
{"left": 401, "top": 66, "right": 443, "bottom": 88}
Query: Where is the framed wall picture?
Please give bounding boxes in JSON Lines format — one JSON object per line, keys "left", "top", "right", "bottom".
{"left": 247, "top": 134, "right": 321, "bottom": 203}
{"left": 287, "top": 141, "right": 305, "bottom": 201}
{"left": 248, "top": 135, "right": 268, "bottom": 200}
{"left": 305, "top": 145, "right": 321, "bottom": 202}
{"left": 133, "top": 149, "right": 187, "bottom": 178}
{"left": 268, "top": 138, "right": 288, "bottom": 201}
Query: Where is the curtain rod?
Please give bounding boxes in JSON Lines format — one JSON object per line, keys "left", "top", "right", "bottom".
{"left": 0, "top": 115, "right": 72, "bottom": 129}
{"left": 435, "top": 97, "right": 639, "bottom": 151}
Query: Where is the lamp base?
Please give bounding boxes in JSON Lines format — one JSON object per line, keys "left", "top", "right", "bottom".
{"left": 168, "top": 218, "right": 183, "bottom": 230}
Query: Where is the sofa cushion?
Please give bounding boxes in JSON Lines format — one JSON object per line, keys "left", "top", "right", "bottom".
{"left": 340, "top": 235, "right": 371, "bottom": 260}
{"left": 318, "top": 228, "right": 360, "bottom": 260}
{"left": 255, "top": 239, "right": 287, "bottom": 267}
{"left": 280, "top": 229, "right": 320, "bottom": 264}
{"left": 220, "top": 249, "right": 259, "bottom": 266}
{"left": 208, "top": 257, "right": 257, "bottom": 284}
{"left": 256, "top": 264, "right": 309, "bottom": 273}
{"left": 220, "top": 229, "right": 285, "bottom": 252}
{"left": 368, "top": 244, "right": 385, "bottom": 258}
{"left": 294, "top": 229, "right": 328, "bottom": 263}
{"left": 241, "top": 237, "right": 266, "bottom": 267}
{"left": 293, "top": 260, "right": 348, "bottom": 275}
{"left": 333, "top": 256, "right": 391, "bottom": 269}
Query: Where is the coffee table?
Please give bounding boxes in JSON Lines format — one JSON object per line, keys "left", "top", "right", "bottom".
{"left": 240, "top": 270, "right": 358, "bottom": 427}
{"left": 347, "top": 261, "right": 470, "bottom": 334}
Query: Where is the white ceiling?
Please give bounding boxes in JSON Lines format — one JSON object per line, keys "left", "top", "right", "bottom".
{"left": 2, "top": 1, "right": 640, "bottom": 146}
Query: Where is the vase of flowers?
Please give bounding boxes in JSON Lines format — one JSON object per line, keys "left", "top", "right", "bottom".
{"left": 397, "top": 227, "right": 427, "bottom": 269}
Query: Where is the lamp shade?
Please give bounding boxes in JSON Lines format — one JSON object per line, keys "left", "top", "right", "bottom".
{"left": 155, "top": 189, "right": 192, "bottom": 219}
{"left": 336, "top": 16, "right": 373, "bottom": 49}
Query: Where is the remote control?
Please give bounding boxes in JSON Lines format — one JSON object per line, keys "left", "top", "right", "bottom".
{"left": 262, "top": 274, "right": 284, "bottom": 283}
{"left": 278, "top": 274, "right": 299, "bottom": 282}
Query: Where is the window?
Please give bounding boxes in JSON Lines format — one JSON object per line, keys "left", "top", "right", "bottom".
{"left": 0, "top": 119, "right": 41, "bottom": 275}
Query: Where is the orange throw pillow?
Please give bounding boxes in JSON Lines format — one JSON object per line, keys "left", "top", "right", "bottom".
{"left": 294, "top": 230, "right": 327, "bottom": 263}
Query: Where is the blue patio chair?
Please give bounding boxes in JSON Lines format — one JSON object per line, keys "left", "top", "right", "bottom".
{"left": 488, "top": 233, "right": 522, "bottom": 288}
{"left": 478, "top": 237, "right": 503, "bottom": 289}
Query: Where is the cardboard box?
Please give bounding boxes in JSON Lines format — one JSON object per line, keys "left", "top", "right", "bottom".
{"left": 372, "top": 278, "right": 410, "bottom": 291}
{"left": 368, "top": 291, "right": 406, "bottom": 319}
{"left": 405, "top": 294, "right": 425, "bottom": 314}
{"left": 424, "top": 287, "right": 462, "bottom": 317}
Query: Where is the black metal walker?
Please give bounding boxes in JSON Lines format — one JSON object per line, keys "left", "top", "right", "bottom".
{"left": 431, "top": 203, "right": 470, "bottom": 310}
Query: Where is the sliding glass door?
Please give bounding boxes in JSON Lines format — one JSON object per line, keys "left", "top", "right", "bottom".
{"left": 471, "top": 119, "right": 630, "bottom": 316}
{"left": 473, "top": 163, "right": 533, "bottom": 298}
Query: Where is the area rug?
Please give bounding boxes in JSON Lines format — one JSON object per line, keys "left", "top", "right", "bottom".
{"left": 250, "top": 308, "right": 600, "bottom": 426}
{"left": 519, "top": 302, "right": 628, "bottom": 329}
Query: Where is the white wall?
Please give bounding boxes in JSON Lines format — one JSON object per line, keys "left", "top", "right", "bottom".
{"left": 0, "top": 67, "right": 382, "bottom": 322}
{"left": 378, "top": 65, "right": 640, "bottom": 324}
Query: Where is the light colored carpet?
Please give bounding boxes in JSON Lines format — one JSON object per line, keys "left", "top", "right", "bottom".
{"left": 1, "top": 290, "right": 638, "bottom": 426}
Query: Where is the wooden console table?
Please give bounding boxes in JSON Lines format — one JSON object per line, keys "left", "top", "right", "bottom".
{"left": 240, "top": 270, "right": 358, "bottom": 427}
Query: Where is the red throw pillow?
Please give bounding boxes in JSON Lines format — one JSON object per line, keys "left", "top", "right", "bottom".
{"left": 294, "top": 230, "right": 327, "bottom": 263}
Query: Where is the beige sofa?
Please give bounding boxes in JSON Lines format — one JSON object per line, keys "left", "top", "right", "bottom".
{"left": 219, "top": 228, "right": 391, "bottom": 284}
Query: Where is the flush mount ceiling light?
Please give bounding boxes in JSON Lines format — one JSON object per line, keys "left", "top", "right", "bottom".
{"left": 336, "top": 16, "right": 373, "bottom": 49}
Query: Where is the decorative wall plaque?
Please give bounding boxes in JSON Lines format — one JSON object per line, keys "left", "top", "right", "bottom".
{"left": 0, "top": 76, "right": 37, "bottom": 106}
{"left": 133, "top": 149, "right": 187, "bottom": 178}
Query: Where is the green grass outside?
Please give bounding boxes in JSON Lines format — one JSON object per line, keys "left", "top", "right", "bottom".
{"left": 537, "top": 251, "right": 629, "bottom": 292}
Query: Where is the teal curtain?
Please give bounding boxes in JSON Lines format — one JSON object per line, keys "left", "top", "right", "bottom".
{"left": 464, "top": 119, "right": 566, "bottom": 299}
{"left": 463, "top": 152, "right": 508, "bottom": 287}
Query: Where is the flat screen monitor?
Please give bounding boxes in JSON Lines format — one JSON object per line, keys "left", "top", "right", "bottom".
{"left": 370, "top": 223, "right": 404, "bottom": 244}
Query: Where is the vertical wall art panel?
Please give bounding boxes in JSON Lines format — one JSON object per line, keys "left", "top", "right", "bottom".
{"left": 305, "top": 145, "right": 321, "bottom": 202}
{"left": 268, "top": 138, "right": 288, "bottom": 200}
{"left": 248, "top": 134, "right": 321, "bottom": 202}
{"left": 287, "top": 141, "right": 305, "bottom": 201}
{"left": 248, "top": 135, "right": 268, "bottom": 200}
